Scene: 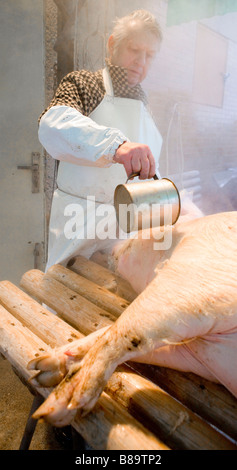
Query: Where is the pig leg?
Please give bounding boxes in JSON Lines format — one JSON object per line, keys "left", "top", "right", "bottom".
{"left": 28, "top": 326, "right": 109, "bottom": 387}
{"left": 32, "top": 361, "right": 82, "bottom": 427}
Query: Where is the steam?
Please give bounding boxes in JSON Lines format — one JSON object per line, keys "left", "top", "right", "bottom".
{"left": 72, "top": 2, "right": 237, "bottom": 215}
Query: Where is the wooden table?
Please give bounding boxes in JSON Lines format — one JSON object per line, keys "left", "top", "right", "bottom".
{"left": 0, "top": 256, "right": 236, "bottom": 450}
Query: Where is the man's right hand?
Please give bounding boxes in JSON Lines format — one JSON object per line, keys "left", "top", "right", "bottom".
{"left": 113, "top": 142, "right": 156, "bottom": 179}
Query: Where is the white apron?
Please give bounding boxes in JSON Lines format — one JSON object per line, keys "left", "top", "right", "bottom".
{"left": 46, "top": 67, "right": 163, "bottom": 269}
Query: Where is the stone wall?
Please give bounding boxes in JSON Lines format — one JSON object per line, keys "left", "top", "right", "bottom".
{"left": 43, "top": 0, "right": 58, "bottom": 225}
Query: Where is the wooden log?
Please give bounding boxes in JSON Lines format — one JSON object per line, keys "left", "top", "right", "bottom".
{"left": 20, "top": 269, "right": 116, "bottom": 335}
{"left": 73, "top": 391, "right": 169, "bottom": 450}
{"left": 47, "top": 264, "right": 129, "bottom": 317}
{"left": 0, "top": 304, "right": 168, "bottom": 450}
{"left": 0, "top": 303, "right": 53, "bottom": 397}
{"left": 105, "top": 365, "right": 237, "bottom": 450}
{"left": 0, "top": 304, "right": 50, "bottom": 383}
{"left": 19, "top": 269, "right": 236, "bottom": 449}
{"left": 132, "top": 363, "right": 237, "bottom": 443}
{"left": 68, "top": 255, "right": 137, "bottom": 302}
{"left": 0, "top": 281, "right": 82, "bottom": 347}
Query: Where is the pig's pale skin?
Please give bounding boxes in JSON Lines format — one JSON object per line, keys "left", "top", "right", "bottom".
{"left": 29, "top": 211, "right": 237, "bottom": 426}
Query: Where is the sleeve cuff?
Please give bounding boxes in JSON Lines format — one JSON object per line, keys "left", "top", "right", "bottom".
{"left": 95, "top": 137, "right": 128, "bottom": 167}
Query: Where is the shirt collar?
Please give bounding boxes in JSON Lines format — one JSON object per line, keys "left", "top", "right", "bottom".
{"left": 104, "top": 58, "right": 148, "bottom": 105}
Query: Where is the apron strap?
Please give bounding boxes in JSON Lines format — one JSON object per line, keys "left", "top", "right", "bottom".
{"left": 102, "top": 67, "right": 114, "bottom": 97}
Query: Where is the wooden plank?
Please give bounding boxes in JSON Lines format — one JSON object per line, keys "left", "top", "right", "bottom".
{"left": 19, "top": 268, "right": 237, "bottom": 449}
{"left": 47, "top": 264, "right": 129, "bottom": 317}
{"left": 68, "top": 255, "right": 137, "bottom": 302}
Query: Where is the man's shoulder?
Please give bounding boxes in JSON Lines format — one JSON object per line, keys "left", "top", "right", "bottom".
{"left": 61, "top": 68, "right": 103, "bottom": 88}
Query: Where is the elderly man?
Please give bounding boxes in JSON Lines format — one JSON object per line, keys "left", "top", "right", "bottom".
{"left": 39, "top": 9, "right": 163, "bottom": 269}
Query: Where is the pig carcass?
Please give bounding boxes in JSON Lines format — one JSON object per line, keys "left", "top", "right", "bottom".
{"left": 29, "top": 211, "right": 237, "bottom": 426}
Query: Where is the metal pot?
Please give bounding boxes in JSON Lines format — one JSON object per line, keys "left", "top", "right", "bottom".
{"left": 114, "top": 173, "right": 181, "bottom": 233}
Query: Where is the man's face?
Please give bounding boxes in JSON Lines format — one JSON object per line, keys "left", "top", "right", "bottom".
{"left": 110, "top": 28, "right": 159, "bottom": 87}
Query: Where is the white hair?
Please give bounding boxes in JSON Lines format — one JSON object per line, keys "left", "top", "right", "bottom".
{"left": 109, "top": 9, "right": 163, "bottom": 54}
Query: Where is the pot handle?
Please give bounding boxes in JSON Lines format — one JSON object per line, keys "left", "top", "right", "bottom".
{"left": 126, "top": 172, "right": 159, "bottom": 183}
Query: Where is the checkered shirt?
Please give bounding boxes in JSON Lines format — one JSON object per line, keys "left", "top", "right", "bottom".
{"left": 39, "top": 59, "right": 148, "bottom": 121}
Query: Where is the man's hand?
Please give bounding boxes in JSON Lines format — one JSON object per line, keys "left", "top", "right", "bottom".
{"left": 113, "top": 142, "right": 156, "bottom": 179}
